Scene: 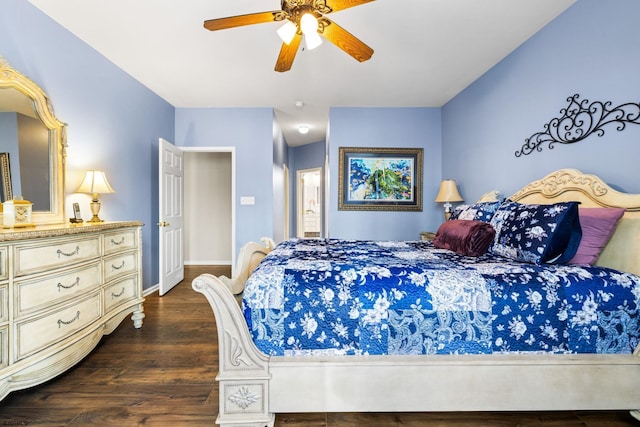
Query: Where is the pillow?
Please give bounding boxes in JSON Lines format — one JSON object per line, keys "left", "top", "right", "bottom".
{"left": 433, "top": 219, "right": 496, "bottom": 257}
{"left": 568, "top": 207, "right": 625, "bottom": 265}
{"left": 449, "top": 201, "right": 501, "bottom": 222}
{"left": 489, "top": 201, "right": 582, "bottom": 264}
{"left": 476, "top": 190, "right": 502, "bottom": 203}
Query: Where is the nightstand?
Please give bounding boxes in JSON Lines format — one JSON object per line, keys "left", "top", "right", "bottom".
{"left": 420, "top": 231, "right": 436, "bottom": 241}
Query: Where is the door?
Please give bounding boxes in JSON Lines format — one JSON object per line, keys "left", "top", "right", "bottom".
{"left": 296, "top": 168, "right": 322, "bottom": 238}
{"left": 158, "top": 138, "right": 184, "bottom": 295}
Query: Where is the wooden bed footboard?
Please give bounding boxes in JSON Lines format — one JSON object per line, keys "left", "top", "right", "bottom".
{"left": 193, "top": 271, "right": 640, "bottom": 427}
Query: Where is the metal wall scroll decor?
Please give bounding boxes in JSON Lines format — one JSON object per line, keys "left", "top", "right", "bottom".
{"left": 515, "top": 94, "right": 640, "bottom": 157}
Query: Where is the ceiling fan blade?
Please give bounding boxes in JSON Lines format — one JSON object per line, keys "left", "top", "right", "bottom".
{"left": 325, "top": 0, "right": 375, "bottom": 13}
{"left": 275, "top": 33, "right": 302, "bottom": 72}
{"left": 204, "top": 11, "right": 281, "bottom": 31}
{"left": 321, "top": 19, "right": 373, "bottom": 62}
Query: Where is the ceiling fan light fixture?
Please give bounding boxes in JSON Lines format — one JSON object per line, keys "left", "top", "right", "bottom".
{"left": 277, "top": 20, "right": 297, "bottom": 45}
{"left": 204, "top": 2, "right": 374, "bottom": 72}
{"left": 300, "top": 13, "right": 318, "bottom": 35}
{"left": 304, "top": 31, "right": 323, "bottom": 50}
{"left": 300, "top": 13, "right": 322, "bottom": 50}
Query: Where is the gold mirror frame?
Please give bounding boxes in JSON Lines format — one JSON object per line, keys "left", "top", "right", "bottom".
{"left": 0, "top": 56, "right": 66, "bottom": 225}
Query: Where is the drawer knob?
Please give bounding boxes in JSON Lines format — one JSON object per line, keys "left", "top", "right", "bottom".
{"left": 57, "top": 246, "right": 80, "bottom": 258}
{"left": 57, "top": 277, "right": 80, "bottom": 291}
{"left": 57, "top": 311, "right": 80, "bottom": 328}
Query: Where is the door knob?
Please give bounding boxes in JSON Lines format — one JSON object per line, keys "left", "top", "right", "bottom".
{"left": 157, "top": 221, "right": 170, "bottom": 227}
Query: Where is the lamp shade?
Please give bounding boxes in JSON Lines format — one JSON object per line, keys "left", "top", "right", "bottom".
{"left": 434, "top": 179, "right": 463, "bottom": 203}
{"left": 277, "top": 20, "right": 297, "bottom": 45}
{"left": 76, "top": 170, "right": 115, "bottom": 196}
{"left": 300, "top": 13, "right": 318, "bottom": 35}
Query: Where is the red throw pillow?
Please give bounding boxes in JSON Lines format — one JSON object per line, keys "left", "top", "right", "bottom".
{"left": 433, "top": 220, "right": 496, "bottom": 257}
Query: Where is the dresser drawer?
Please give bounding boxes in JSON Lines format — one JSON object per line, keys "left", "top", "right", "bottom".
{"left": 103, "top": 229, "right": 137, "bottom": 255}
{"left": 0, "top": 246, "right": 7, "bottom": 281}
{"left": 15, "top": 291, "right": 102, "bottom": 360}
{"left": 0, "top": 325, "right": 7, "bottom": 368}
{"left": 104, "top": 252, "right": 137, "bottom": 283}
{"left": 0, "top": 285, "right": 7, "bottom": 323}
{"left": 14, "top": 236, "right": 101, "bottom": 277}
{"left": 103, "top": 276, "right": 138, "bottom": 313}
{"left": 15, "top": 262, "right": 102, "bottom": 318}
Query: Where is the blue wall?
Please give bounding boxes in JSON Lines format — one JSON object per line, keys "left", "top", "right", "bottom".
{"left": 328, "top": 108, "right": 443, "bottom": 239}
{"left": 174, "top": 107, "right": 274, "bottom": 251}
{"left": 0, "top": 113, "right": 21, "bottom": 194}
{"left": 0, "top": 0, "right": 175, "bottom": 290}
{"left": 442, "top": 0, "right": 640, "bottom": 201}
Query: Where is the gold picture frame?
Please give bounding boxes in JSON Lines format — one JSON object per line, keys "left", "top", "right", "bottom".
{"left": 338, "top": 147, "right": 423, "bottom": 211}
{"left": 0, "top": 152, "right": 12, "bottom": 202}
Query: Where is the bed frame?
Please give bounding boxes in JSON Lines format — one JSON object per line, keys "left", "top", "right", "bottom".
{"left": 192, "top": 169, "right": 640, "bottom": 427}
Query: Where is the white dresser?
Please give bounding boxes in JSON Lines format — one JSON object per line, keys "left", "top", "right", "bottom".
{"left": 0, "top": 221, "right": 144, "bottom": 400}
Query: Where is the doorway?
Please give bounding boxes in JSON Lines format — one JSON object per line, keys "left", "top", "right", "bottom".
{"left": 183, "top": 148, "right": 234, "bottom": 267}
{"left": 296, "top": 167, "right": 322, "bottom": 238}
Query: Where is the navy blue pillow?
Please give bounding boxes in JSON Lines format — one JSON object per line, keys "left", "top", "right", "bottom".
{"left": 489, "top": 201, "right": 582, "bottom": 264}
{"left": 449, "top": 201, "right": 501, "bottom": 222}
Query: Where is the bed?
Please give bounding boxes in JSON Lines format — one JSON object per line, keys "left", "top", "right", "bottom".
{"left": 192, "top": 168, "right": 640, "bottom": 427}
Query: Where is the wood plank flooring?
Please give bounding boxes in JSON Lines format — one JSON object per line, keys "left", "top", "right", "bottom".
{"left": 0, "top": 265, "right": 637, "bottom": 426}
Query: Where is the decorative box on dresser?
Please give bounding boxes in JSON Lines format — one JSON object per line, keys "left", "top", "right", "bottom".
{"left": 0, "top": 221, "right": 144, "bottom": 401}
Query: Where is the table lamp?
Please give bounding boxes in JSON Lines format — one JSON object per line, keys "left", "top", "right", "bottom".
{"left": 76, "top": 170, "right": 115, "bottom": 222}
{"left": 434, "top": 179, "right": 463, "bottom": 221}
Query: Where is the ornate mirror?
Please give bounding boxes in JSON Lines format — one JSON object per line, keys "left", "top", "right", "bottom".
{"left": 0, "top": 56, "right": 66, "bottom": 225}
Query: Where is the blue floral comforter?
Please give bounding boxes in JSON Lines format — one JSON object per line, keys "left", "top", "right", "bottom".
{"left": 242, "top": 239, "right": 640, "bottom": 356}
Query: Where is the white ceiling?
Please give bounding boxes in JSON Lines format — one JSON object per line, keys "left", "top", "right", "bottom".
{"left": 28, "top": 0, "right": 575, "bottom": 146}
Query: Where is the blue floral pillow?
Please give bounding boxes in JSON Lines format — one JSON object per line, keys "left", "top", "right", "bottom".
{"left": 449, "top": 201, "right": 501, "bottom": 222}
{"left": 489, "top": 201, "right": 582, "bottom": 264}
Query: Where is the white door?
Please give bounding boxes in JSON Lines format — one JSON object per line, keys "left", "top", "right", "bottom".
{"left": 158, "top": 138, "right": 184, "bottom": 296}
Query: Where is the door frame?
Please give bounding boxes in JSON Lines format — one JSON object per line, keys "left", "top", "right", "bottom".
{"left": 181, "top": 146, "right": 237, "bottom": 275}
{"left": 283, "top": 164, "right": 290, "bottom": 240}
{"left": 296, "top": 167, "right": 322, "bottom": 238}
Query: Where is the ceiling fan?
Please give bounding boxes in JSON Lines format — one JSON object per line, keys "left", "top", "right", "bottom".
{"left": 203, "top": 0, "right": 375, "bottom": 72}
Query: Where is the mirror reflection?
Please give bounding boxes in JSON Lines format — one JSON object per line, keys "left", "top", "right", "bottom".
{"left": 0, "top": 86, "right": 51, "bottom": 210}
{"left": 0, "top": 57, "right": 66, "bottom": 225}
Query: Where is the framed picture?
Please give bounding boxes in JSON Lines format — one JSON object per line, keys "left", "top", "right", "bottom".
{"left": 338, "top": 147, "right": 423, "bottom": 211}
{"left": 0, "top": 152, "right": 13, "bottom": 202}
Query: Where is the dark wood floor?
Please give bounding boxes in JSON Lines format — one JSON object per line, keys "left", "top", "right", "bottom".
{"left": 1, "top": 265, "right": 637, "bottom": 426}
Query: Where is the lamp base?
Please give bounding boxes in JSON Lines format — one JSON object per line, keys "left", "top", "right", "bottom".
{"left": 88, "top": 200, "right": 104, "bottom": 223}
{"left": 443, "top": 202, "right": 453, "bottom": 222}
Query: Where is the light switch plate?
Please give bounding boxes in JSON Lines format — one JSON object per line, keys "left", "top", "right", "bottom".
{"left": 240, "top": 196, "right": 255, "bottom": 205}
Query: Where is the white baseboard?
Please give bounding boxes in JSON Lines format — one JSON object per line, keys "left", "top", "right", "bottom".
{"left": 143, "top": 284, "right": 159, "bottom": 297}
{"left": 184, "top": 260, "right": 232, "bottom": 266}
